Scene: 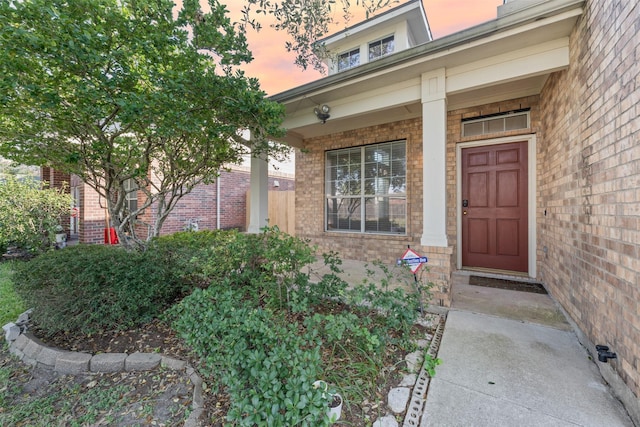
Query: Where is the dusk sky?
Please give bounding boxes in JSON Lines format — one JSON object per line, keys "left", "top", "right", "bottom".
{"left": 232, "top": 0, "right": 504, "bottom": 95}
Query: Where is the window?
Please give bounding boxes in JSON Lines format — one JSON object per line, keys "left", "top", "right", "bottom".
{"left": 337, "top": 48, "right": 360, "bottom": 71}
{"left": 124, "top": 178, "right": 138, "bottom": 213}
{"left": 368, "top": 35, "right": 395, "bottom": 60}
{"left": 462, "top": 110, "right": 530, "bottom": 137}
{"left": 325, "top": 141, "right": 406, "bottom": 234}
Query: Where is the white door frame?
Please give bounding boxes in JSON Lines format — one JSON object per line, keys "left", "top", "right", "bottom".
{"left": 456, "top": 134, "right": 537, "bottom": 278}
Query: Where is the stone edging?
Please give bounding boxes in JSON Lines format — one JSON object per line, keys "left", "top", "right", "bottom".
{"left": 3, "top": 318, "right": 203, "bottom": 427}
{"left": 402, "top": 312, "right": 446, "bottom": 427}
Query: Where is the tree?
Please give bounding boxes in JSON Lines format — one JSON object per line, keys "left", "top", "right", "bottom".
{"left": 0, "top": 0, "right": 397, "bottom": 250}
{"left": 240, "top": 0, "right": 399, "bottom": 72}
{"left": 0, "top": 0, "right": 288, "bottom": 250}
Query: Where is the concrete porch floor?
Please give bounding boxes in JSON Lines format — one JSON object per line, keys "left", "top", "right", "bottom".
{"left": 450, "top": 270, "right": 571, "bottom": 331}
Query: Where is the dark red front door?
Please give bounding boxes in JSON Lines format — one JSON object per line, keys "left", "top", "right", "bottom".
{"left": 461, "top": 142, "right": 528, "bottom": 272}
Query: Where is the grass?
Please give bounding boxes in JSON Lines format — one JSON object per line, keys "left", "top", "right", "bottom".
{"left": 0, "top": 262, "right": 25, "bottom": 326}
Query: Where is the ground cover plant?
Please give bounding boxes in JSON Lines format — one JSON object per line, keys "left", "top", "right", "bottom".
{"left": 3, "top": 227, "right": 433, "bottom": 425}
{"left": 165, "top": 227, "right": 432, "bottom": 425}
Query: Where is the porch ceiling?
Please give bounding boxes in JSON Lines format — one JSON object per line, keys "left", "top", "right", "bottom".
{"left": 272, "top": 1, "right": 583, "bottom": 146}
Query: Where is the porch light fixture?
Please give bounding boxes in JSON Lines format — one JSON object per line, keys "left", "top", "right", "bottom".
{"left": 314, "top": 104, "right": 331, "bottom": 123}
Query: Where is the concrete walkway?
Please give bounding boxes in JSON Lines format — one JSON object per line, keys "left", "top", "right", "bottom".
{"left": 422, "top": 309, "right": 634, "bottom": 426}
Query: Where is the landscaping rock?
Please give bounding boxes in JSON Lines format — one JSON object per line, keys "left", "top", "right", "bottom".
{"left": 388, "top": 387, "right": 410, "bottom": 414}
{"left": 414, "top": 339, "right": 430, "bottom": 349}
{"left": 399, "top": 373, "right": 417, "bottom": 387}
{"left": 125, "top": 352, "right": 161, "bottom": 371}
{"left": 3, "top": 322, "right": 20, "bottom": 342}
{"left": 16, "top": 308, "right": 32, "bottom": 325}
{"left": 91, "top": 353, "right": 127, "bottom": 372}
{"left": 373, "top": 415, "right": 399, "bottom": 427}
{"left": 55, "top": 352, "right": 92, "bottom": 374}
{"left": 405, "top": 351, "right": 423, "bottom": 373}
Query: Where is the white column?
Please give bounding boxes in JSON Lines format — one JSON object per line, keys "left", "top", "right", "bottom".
{"left": 420, "top": 68, "right": 448, "bottom": 247}
{"left": 247, "top": 153, "right": 269, "bottom": 233}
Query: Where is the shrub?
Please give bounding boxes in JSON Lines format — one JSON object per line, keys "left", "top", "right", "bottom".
{"left": 13, "top": 245, "right": 180, "bottom": 336}
{"left": 166, "top": 227, "right": 431, "bottom": 424}
{"left": 167, "top": 287, "right": 331, "bottom": 426}
{"left": 145, "top": 229, "right": 240, "bottom": 288}
{"left": 0, "top": 177, "right": 73, "bottom": 254}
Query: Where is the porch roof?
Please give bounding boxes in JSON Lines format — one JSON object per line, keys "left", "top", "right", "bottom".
{"left": 271, "top": 0, "right": 584, "bottom": 146}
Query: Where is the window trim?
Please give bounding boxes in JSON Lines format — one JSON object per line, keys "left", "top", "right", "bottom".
{"left": 124, "top": 178, "right": 138, "bottom": 213}
{"left": 368, "top": 34, "right": 395, "bottom": 61}
{"left": 325, "top": 140, "right": 407, "bottom": 235}
{"left": 461, "top": 109, "right": 530, "bottom": 137}
{"left": 337, "top": 47, "right": 361, "bottom": 72}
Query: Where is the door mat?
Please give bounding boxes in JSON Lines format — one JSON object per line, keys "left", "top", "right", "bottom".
{"left": 468, "top": 276, "right": 548, "bottom": 294}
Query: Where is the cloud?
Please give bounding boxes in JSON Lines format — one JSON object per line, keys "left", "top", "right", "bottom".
{"left": 234, "top": 0, "right": 504, "bottom": 94}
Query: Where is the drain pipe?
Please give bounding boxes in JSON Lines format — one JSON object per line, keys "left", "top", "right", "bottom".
{"left": 216, "top": 171, "right": 221, "bottom": 230}
{"left": 596, "top": 345, "right": 617, "bottom": 363}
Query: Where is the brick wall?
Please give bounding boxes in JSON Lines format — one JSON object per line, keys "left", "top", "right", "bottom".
{"left": 538, "top": 0, "right": 640, "bottom": 400}
{"left": 69, "top": 167, "right": 294, "bottom": 243}
{"left": 162, "top": 168, "right": 294, "bottom": 234}
{"left": 78, "top": 182, "right": 107, "bottom": 244}
{"left": 296, "top": 118, "right": 453, "bottom": 305}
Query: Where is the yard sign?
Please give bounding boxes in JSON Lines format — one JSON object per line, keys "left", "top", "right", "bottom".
{"left": 397, "top": 247, "right": 428, "bottom": 274}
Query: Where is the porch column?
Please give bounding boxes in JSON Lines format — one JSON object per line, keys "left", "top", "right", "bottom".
{"left": 420, "top": 68, "right": 448, "bottom": 247}
{"left": 247, "top": 153, "right": 269, "bottom": 233}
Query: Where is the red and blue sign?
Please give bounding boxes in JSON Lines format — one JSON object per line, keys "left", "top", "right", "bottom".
{"left": 397, "top": 248, "right": 428, "bottom": 273}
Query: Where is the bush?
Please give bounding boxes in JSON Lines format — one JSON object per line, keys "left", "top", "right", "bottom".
{"left": 166, "top": 227, "right": 429, "bottom": 424}
{"left": 146, "top": 229, "right": 240, "bottom": 288}
{"left": 0, "top": 177, "right": 73, "bottom": 254}
{"left": 167, "top": 287, "right": 331, "bottom": 426}
{"left": 13, "top": 245, "right": 181, "bottom": 336}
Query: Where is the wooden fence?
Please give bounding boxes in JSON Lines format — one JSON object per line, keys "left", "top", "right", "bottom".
{"left": 246, "top": 191, "right": 295, "bottom": 235}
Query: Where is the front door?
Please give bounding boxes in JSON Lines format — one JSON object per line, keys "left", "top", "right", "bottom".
{"left": 461, "top": 141, "right": 528, "bottom": 272}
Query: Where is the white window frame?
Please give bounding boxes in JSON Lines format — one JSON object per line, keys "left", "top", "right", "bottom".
{"left": 461, "top": 110, "right": 530, "bottom": 137}
{"left": 325, "top": 140, "right": 407, "bottom": 235}
{"left": 124, "top": 178, "right": 138, "bottom": 214}
{"left": 368, "top": 34, "right": 395, "bottom": 61}
{"left": 337, "top": 47, "right": 361, "bottom": 71}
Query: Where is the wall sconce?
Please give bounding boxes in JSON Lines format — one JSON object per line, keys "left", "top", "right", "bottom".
{"left": 314, "top": 104, "right": 330, "bottom": 123}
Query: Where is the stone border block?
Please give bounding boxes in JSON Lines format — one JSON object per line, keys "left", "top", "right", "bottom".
{"left": 3, "top": 322, "right": 20, "bottom": 342}
{"left": 55, "top": 352, "right": 92, "bottom": 374}
{"left": 91, "top": 353, "right": 127, "bottom": 373}
{"left": 22, "top": 338, "right": 43, "bottom": 361}
{"left": 37, "top": 346, "right": 67, "bottom": 368}
{"left": 161, "top": 355, "right": 187, "bottom": 371}
{"left": 125, "top": 352, "right": 161, "bottom": 371}
{"left": 11, "top": 333, "right": 30, "bottom": 352}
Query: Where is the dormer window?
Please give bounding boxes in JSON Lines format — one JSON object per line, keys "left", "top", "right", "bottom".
{"left": 338, "top": 48, "right": 361, "bottom": 71}
{"left": 369, "top": 35, "right": 394, "bottom": 60}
